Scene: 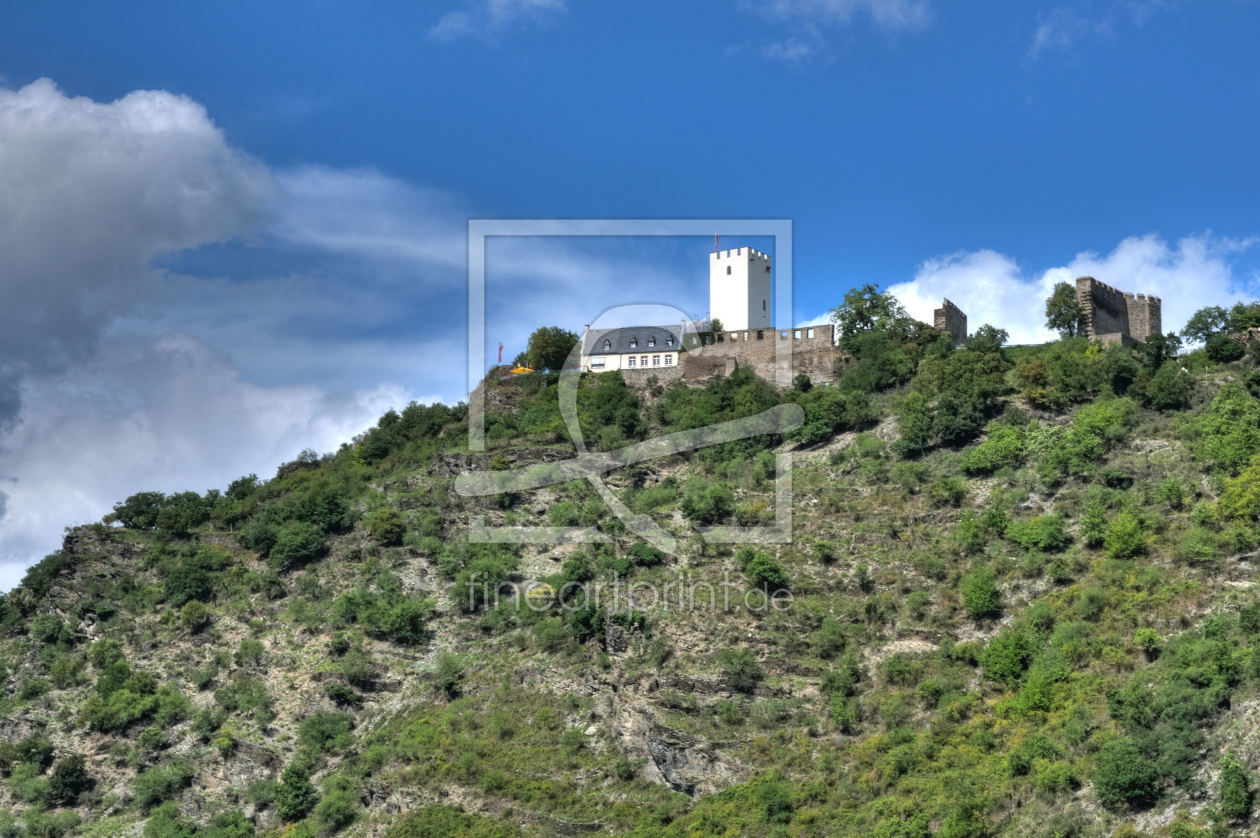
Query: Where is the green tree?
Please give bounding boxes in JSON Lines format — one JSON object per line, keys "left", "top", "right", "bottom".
{"left": 275, "top": 763, "right": 318, "bottom": 821}
{"left": 1143, "top": 362, "right": 1191, "bottom": 411}
{"left": 830, "top": 283, "right": 910, "bottom": 347}
{"left": 110, "top": 491, "right": 166, "bottom": 530}
{"left": 47, "top": 754, "right": 92, "bottom": 806}
{"left": 1206, "top": 332, "right": 1246, "bottom": 362}
{"left": 894, "top": 391, "right": 933, "bottom": 456}
{"left": 1182, "top": 305, "right": 1230, "bottom": 344}
{"left": 521, "top": 325, "right": 579, "bottom": 371}
{"left": 1142, "top": 331, "right": 1182, "bottom": 370}
{"left": 1045, "top": 281, "right": 1085, "bottom": 338}
{"left": 964, "top": 324, "right": 1008, "bottom": 354}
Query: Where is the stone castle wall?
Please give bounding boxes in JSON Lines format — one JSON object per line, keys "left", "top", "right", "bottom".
{"left": 1076, "top": 276, "right": 1162, "bottom": 345}
{"left": 680, "top": 323, "right": 839, "bottom": 387}
{"left": 933, "top": 298, "right": 968, "bottom": 346}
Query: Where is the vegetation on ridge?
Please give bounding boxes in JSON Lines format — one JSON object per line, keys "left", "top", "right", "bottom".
{"left": 1, "top": 291, "right": 1260, "bottom": 836}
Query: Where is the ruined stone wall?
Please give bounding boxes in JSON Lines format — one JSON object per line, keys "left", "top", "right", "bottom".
{"left": 933, "top": 298, "right": 968, "bottom": 346}
{"left": 1075, "top": 276, "right": 1162, "bottom": 345}
{"left": 620, "top": 366, "right": 686, "bottom": 388}
{"left": 679, "top": 323, "right": 839, "bottom": 387}
{"left": 1076, "top": 276, "right": 1131, "bottom": 342}
{"left": 1124, "top": 293, "right": 1161, "bottom": 343}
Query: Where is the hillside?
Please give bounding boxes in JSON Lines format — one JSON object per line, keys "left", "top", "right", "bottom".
{"left": 4, "top": 321, "right": 1260, "bottom": 838}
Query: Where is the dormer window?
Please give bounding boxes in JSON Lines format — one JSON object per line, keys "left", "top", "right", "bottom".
{"left": 666, "top": 336, "right": 674, "bottom": 346}
{"left": 629, "top": 338, "right": 638, "bottom": 348}
{"left": 602, "top": 339, "right": 611, "bottom": 350}
{"left": 647, "top": 337, "right": 656, "bottom": 347}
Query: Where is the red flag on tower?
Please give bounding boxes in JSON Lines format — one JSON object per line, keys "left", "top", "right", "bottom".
{"left": 498, "top": 342, "right": 503, "bottom": 364}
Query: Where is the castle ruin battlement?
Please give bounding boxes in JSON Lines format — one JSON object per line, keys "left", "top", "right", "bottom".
{"left": 934, "top": 297, "right": 968, "bottom": 347}
{"left": 1076, "top": 276, "right": 1162, "bottom": 346}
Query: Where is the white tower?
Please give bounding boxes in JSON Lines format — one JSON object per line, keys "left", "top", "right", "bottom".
{"left": 709, "top": 246, "right": 771, "bottom": 331}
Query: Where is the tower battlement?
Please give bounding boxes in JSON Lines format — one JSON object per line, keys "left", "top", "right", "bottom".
{"left": 1076, "top": 276, "right": 1162, "bottom": 345}
{"left": 709, "top": 246, "right": 771, "bottom": 331}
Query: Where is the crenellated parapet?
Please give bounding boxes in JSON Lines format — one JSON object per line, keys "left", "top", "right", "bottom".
{"left": 1076, "top": 276, "right": 1162, "bottom": 345}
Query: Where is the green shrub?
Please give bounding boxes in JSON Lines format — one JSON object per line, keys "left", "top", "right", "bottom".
{"left": 929, "top": 477, "right": 967, "bottom": 508}
{"left": 960, "top": 568, "right": 1001, "bottom": 620}
{"left": 1104, "top": 511, "right": 1146, "bottom": 558}
{"left": 269, "top": 520, "right": 327, "bottom": 569}
{"left": 179, "top": 600, "right": 209, "bottom": 633}
{"left": 313, "top": 786, "right": 360, "bottom": 834}
{"left": 365, "top": 508, "right": 407, "bottom": 546}
{"left": 959, "top": 423, "right": 1026, "bottom": 474}
{"left": 681, "top": 480, "right": 735, "bottom": 525}
{"left": 1006, "top": 514, "right": 1071, "bottom": 552}
{"left": 813, "top": 617, "right": 847, "bottom": 659}
{"left": 739, "top": 550, "right": 789, "bottom": 593}
{"left": 1187, "top": 383, "right": 1260, "bottom": 475}
{"left": 297, "top": 710, "right": 355, "bottom": 754}
{"left": 981, "top": 626, "right": 1032, "bottom": 685}
{"left": 1094, "top": 738, "right": 1158, "bottom": 809}
{"left": 132, "top": 761, "right": 194, "bottom": 810}
{"left": 717, "top": 648, "right": 764, "bottom": 694}
{"left": 1219, "top": 753, "right": 1253, "bottom": 820}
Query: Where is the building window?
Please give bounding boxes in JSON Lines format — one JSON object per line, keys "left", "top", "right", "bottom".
{"left": 629, "top": 338, "right": 637, "bottom": 348}
{"left": 627, "top": 356, "right": 635, "bottom": 367}
{"left": 794, "top": 330, "right": 801, "bottom": 339}
{"left": 641, "top": 355, "right": 647, "bottom": 366}
{"left": 666, "top": 336, "right": 674, "bottom": 346}
{"left": 726, "top": 265, "right": 731, "bottom": 275}
{"left": 664, "top": 354, "right": 672, "bottom": 365}
{"left": 765, "top": 265, "right": 771, "bottom": 273}
{"left": 602, "top": 339, "right": 611, "bottom": 350}
{"left": 807, "top": 328, "right": 815, "bottom": 338}
{"left": 756, "top": 330, "right": 764, "bottom": 340}
{"left": 762, "top": 299, "right": 767, "bottom": 311}
{"left": 591, "top": 357, "right": 605, "bottom": 369}
{"left": 653, "top": 355, "right": 661, "bottom": 366}
{"left": 648, "top": 337, "right": 655, "bottom": 347}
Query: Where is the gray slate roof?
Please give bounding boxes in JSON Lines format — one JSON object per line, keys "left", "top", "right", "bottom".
{"left": 582, "top": 325, "right": 683, "bottom": 355}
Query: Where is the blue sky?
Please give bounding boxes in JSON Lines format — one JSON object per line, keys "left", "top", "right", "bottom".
{"left": 0, "top": 0, "right": 1258, "bottom": 585}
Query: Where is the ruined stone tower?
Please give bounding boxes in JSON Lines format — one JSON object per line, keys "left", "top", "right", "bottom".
{"left": 1074, "top": 277, "right": 1162, "bottom": 345}
{"left": 934, "top": 298, "right": 968, "bottom": 347}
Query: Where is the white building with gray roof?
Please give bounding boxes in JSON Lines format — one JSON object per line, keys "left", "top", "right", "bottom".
{"left": 580, "top": 324, "right": 684, "bottom": 373}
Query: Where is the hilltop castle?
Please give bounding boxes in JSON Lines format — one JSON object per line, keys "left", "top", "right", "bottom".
{"left": 576, "top": 248, "right": 1163, "bottom": 389}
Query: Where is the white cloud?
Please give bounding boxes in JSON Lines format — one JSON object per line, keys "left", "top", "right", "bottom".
{"left": 1028, "top": 1, "right": 1174, "bottom": 59}
{"left": 761, "top": 37, "right": 823, "bottom": 63}
{"left": 744, "top": 0, "right": 930, "bottom": 62}
{"left": 757, "top": 0, "right": 931, "bottom": 30}
{"left": 0, "top": 78, "right": 271, "bottom": 399}
{"left": 0, "top": 80, "right": 450, "bottom": 588}
{"left": 0, "top": 333, "right": 405, "bottom": 592}
{"left": 430, "top": 0, "right": 566, "bottom": 43}
{"left": 272, "top": 167, "right": 467, "bottom": 270}
{"left": 888, "top": 233, "right": 1259, "bottom": 345}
